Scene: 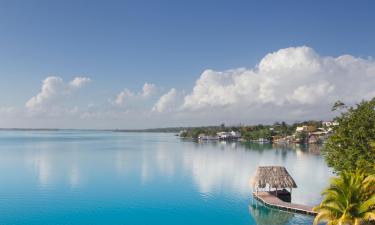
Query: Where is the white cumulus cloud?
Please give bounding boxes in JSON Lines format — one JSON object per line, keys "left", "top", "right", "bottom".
{"left": 180, "top": 46, "right": 375, "bottom": 122}
{"left": 26, "top": 76, "right": 91, "bottom": 111}
{"left": 141, "top": 83, "right": 157, "bottom": 97}
{"left": 69, "top": 77, "right": 91, "bottom": 88}
{"left": 114, "top": 89, "right": 134, "bottom": 106}
{"left": 113, "top": 83, "right": 157, "bottom": 106}
{"left": 4, "top": 46, "right": 375, "bottom": 128}
{"left": 152, "top": 88, "right": 178, "bottom": 113}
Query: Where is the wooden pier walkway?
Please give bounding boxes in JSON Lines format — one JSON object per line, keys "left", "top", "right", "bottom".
{"left": 253, "top": 191, "right": 317, "bottom": 216}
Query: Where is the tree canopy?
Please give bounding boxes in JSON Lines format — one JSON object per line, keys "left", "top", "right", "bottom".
{"left": 323, "top": 98, "right": 375, "bottom": 174}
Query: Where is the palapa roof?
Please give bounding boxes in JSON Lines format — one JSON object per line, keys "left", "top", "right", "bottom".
{"left": 251, "top": 166, "right": 297, "bottom": 189}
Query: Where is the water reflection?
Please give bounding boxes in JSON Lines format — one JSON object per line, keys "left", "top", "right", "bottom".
{"left": 29, "top": 150, "right": 52, "bottom": 187}
{"left": 275, "top": 143, "right": 322, "bottom": 155}
{"left": 0, "top": 131, "right": 330, "bottom": 225}
{"left": 242, "top": 142, "right": 273, "bottom": 152}
{"left": 248, "top": 202, "right": 294, "bottom": 225}
{"left": 181, "top": 140, "right": 331, "bottom": 205}
{"left": 182, "top": 144, "right": 256, "bottom": 195}
{"left": 69, "top": 164, "right": 80, "bottom": 189}
{"left": 18, "top": 133, "right": 331, "bottom": 206}
{"left": 27, "top": 148, "right": 83, "bottom": 189}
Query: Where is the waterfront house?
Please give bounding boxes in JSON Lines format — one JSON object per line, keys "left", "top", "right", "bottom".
{"left": 322, "top": 121, "right": 333, "bottom": 127}
{"left": 230, "top": 131, "right": 241, "bottom": 138}
{"left": 295, "top": 126, "right": 305, "bottom": 132}
{"left": 217, "top": 131, "right": 230, "bottom": 139}
{"left": 295, "top": 125, "right": 316, "bottom": 133}
{"left": 217, "top": 131, "right": 241, "bottom": 140}
{"left": 322, "top": 121, "right": 339, "bottom": 133}
{"left": 322, "top": 121, "right": 339, "bottom": 127}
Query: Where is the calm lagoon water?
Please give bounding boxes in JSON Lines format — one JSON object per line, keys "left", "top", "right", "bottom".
{"left": 0, "top": 130, "right": 332, "bottom": 225}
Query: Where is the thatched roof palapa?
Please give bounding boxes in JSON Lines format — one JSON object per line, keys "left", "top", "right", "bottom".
{"left": 251, "top": 166, "right": 297, "bottom": 190}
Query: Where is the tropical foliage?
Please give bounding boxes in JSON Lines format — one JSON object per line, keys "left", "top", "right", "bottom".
{"left": 313, "top": 171, "right": 375, "bottom": 225}
{"left": 323, "top": 98, "right": 375, "bottom": 173}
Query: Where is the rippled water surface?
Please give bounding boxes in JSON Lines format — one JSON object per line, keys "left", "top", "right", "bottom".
{"left": 0, "top": 130, "right": 332, "bottom": 224}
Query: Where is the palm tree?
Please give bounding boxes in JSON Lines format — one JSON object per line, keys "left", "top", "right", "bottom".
{"left": 313, "top": 171, "right": 375, "bottom": 225}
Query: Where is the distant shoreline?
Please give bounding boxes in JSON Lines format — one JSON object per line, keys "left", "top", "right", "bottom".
{"left": 0, "top": 127, "right": 185, "bottom": 133}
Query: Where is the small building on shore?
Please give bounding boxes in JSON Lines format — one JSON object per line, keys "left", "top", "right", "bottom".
{"left": 251, "top": 166, "right": 316, "bottom": 216}
{"left": 216, "top": 131, "right": 241, "bottom": 140}
{"left": 251, "top": 166, "right": 297, "bottom": 202}
{"left": 295, "top": 125, "right": 316, "bottom": 133}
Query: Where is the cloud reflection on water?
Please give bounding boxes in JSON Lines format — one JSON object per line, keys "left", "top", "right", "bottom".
{"left": 17, "top": 133, "right": 331, "bottom": 207}
{"left": 25, "top": 143, "right": 83, "bottom": 189}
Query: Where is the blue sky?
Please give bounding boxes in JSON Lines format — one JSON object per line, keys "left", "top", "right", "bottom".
{"left": 0, "top": 0, "right": 375, "bottom": 128}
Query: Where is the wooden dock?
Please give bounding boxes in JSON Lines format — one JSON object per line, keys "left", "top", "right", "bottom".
{"left": 253, "top": 191, "right": 317, "bottom": 216}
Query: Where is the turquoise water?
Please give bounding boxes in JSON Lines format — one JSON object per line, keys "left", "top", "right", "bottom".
{"left": 0, "top": 130, "right": 331, "bottom": 224}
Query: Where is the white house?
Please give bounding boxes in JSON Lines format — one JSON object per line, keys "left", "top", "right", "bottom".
{"left": 230, "top": 131, "right": 241, "bottom": 138}
{"left": 216, "top": 131, "right": 241, "bottom": 139}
